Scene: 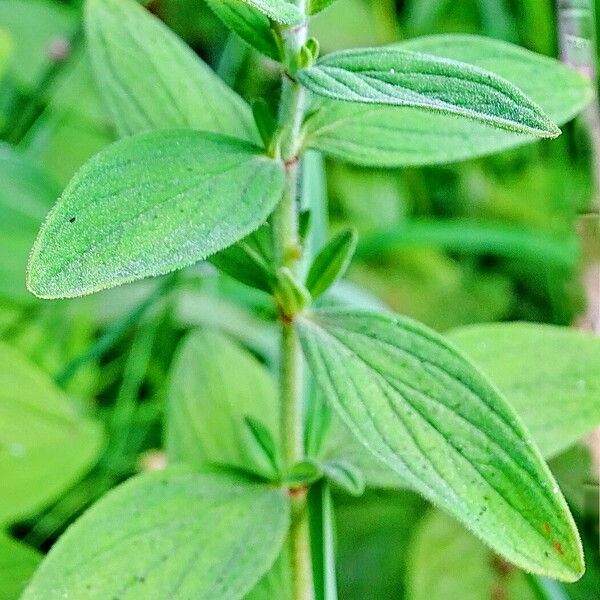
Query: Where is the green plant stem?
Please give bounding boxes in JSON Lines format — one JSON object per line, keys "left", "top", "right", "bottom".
{"left": 272, "top": 4, "right": 315, "bottom": 599}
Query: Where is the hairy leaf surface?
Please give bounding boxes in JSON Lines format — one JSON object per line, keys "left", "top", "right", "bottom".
{"left": 297, "top": 309, "right": 583, "bottom": 580}
{"left": 22, "top": 469, "right": 290, "bottom": 600}
{"left": 204, "top": 0, "right": 280, "bottom": 59}
{"left": 85, "top": 0, "right": 257, "bottom": 140}
{"left": 166, "top": 329, "right": 279, "bottom": 477}
{"left": 0, "top": 342, "right": 103, "bottom": 525}
{"left": 27, "top": 130, "right": 285, "bottom": 298}
{"left": 448, "top": 322, "right": 600, "bottom": 459}
{"left": 305, "top": 35, "right": 591, "bottom": 166}
{"left": 299, "top": 47, "right": 558, "bottom": 137}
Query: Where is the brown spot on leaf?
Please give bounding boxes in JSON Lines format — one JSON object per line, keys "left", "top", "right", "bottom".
{"left": 553, "top": 541, "right": 564, "bottom": 555}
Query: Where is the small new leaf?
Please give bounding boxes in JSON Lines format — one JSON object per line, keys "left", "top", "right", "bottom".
{"left": 244, "top": 416, "right": 281, "bottom": 477}
{"left": 319, "top": 460, "right": 365, "bottom": 496}
{"left": 298, "top": 47, "right": 559, "bottom": 137}
{"left": 306, "top": 228, "right": 358, "bottom": 299}
{"left": 297, "top": 309, "right": 583, "bottom": 581}
{"left": 238, "top": 0, "right": 303, "bottom": 24}
{"left": 21, "top": 469, "right": 290, "bottom": 600}
{"left": 275, "top": 267, "right": 312, "bottom": 316}
{"left": 309, "top": 0, "right": 340, "bottom": 14}
{"left": 252, "top": 99, "right": 278, "bottom": 150}
{"left": 204, "top": 0, "right": 281, "bottom": 59}
{"left": 27, "top": 130, "right": 285, "bottom": 298}
{"left": 210, "top": 238, "right": 275, "bottom": 293}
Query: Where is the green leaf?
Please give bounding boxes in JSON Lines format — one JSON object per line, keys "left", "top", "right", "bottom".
{"left": 0, "top": 342, "right": 104, "bottom": 526}
{"left": 447, "top": 322, "right": 600, "bottom": 459}
{"left": 210, "top": 234, "right": 275, "bottom": 293}
{"left": 306, "top": 228, "right": 358, "bottom": 299}
{"left": 0, "top": 145, "right": 58, "bottom": 304}
{"left": 297, "top": 309, "right": 583, "bottom": 581}
{"left": 299, "top": 47, "right": 559, "bottom": 137}
{"left": 0, "top": 533, "right": 41, "bottom": 600}
{"left": 85, "top": 0, "right": 257, "bottom": 140}
{"left": 407, "top": 509, "right": 538, "bottom": 600}
{"left": 356, "top": 219, "right": 580, "bottom": 271}
{"left": 237, "top": 0, "right": 303, "bottom": 24}
{"left": 166, "top": 329, "right": 280, "bottom": 478}
{"left": 305, "top": 34, "right": 591, "bottom": 167}
{"left": 204, "top": 0, "right": 280, "bottom": 59}
{"left": 21, "top": 468, "right": 290, "bottom": 600}
{"left": 275, "top": 267, "right": 312, "bottom": 315}
{"left": 309, "top": 0, "right": 340, "bottom": 15}
{"left": 27, "top": 130, "right": 285, "bottom": 299}
{"left": 244, "top": 416, "right": 281, "bottom": 475}
{"left": 320, "top": 459, "right": 365, "bottom": 496}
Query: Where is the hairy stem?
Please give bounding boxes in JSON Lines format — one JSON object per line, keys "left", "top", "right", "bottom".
{"left": 273, "top": 4, "right": 315, "bottom": 599}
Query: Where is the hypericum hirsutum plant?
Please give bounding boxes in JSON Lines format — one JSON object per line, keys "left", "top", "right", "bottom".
{"left": 22, "top": 0, "right": 594, "bottom": 598}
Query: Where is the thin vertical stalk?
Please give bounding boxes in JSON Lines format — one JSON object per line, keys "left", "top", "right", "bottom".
{"left": 272, "top": 2, "right": 315, "bottom": 599}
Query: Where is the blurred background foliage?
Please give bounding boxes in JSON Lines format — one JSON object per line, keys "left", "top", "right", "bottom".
{"left": 0, "top": 0, "right": 599, "bottom": 599}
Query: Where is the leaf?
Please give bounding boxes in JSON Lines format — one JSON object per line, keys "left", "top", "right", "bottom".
{"left": 237, "top": 0, "right": 303, "bottom": 24}
{"left": 166, "top": 328, "right": 279, "bottom": 478}
{"left": 210, "top": 235, "right": 275, "bottom": 293}
{"left": 309, "top": 0, "right": 340, "bottom": 14}
{"left": 305, "top": 34, "right": 591, "bottom": 167}
{"left": 0, "top": 144, "right": 58, "bottom": 304}
{"left": 320, "top": 460, "right": 365, "bottom": 496}
{"left": 85, "top": 0, "right": 257, "bottom": 140}
{"left": 21, "top": 468, "right": 290, "bottom": 600}
{"left": 407, "top": 509, "right": 538, "bottom": 600}
{"left": 27, "top": 129, "right": 285, "bottom": 299}
{"left": 0, "top": 342, "right": 104, "bottom": 526}
{"left": 275, "top": 267, "right": 312, "bottom": 315}
{"left": 447, "top": 322, "right": 600, "bottom": 459}
{"left": 204, "top": 0, "right": 280, "bottom": 59}
{"left": 0, "top": 533, "right": 41, "bottom": 600}
{"left": 297, "top": 308, "right": 583, "bottom": 581}
{"left": 306, "top": 228, "right": 358, "bottom": 299}
{"left": 356, "top": 219, "right": 580, "bottom": 270}
{"left": 299, "top": 47, "right": 559, "bottom": 137}
{"left": 308, "top": 382, "right": 411, "bottom": 490}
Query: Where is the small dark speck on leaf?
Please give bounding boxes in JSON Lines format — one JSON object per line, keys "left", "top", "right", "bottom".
{"left": 69, "top": 217, "right": 76, "bottom": 223}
